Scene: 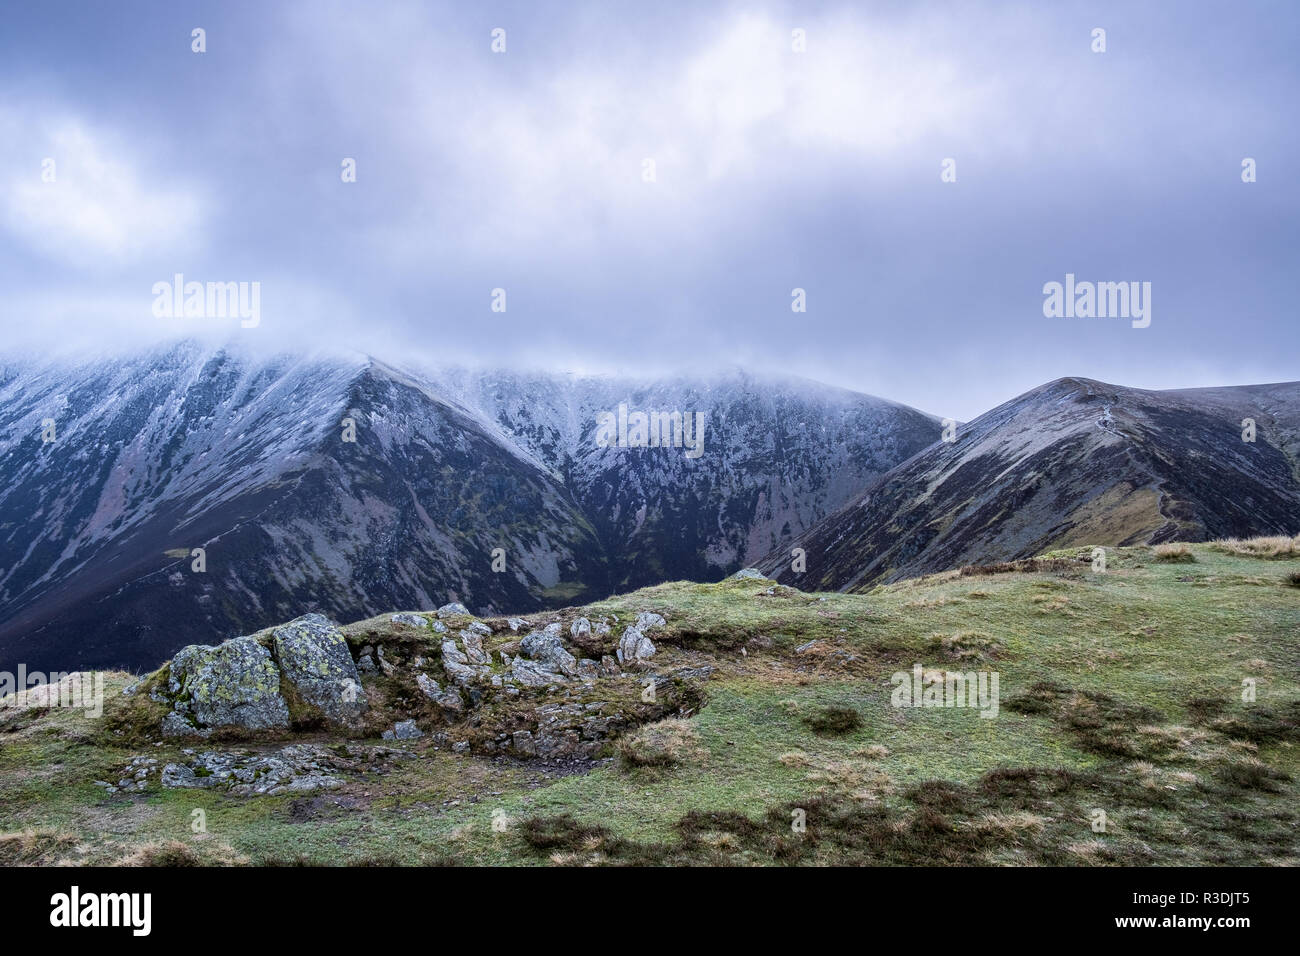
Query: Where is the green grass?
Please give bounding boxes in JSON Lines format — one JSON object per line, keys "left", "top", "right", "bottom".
{"left": 1, "top": 541, "right": 1297, "bottom": 865}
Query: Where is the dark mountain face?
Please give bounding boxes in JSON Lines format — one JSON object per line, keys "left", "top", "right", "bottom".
{"left": 764, "top": 377, "right": 1300, "bottom": 592}
{"left": 0, "top": 344, "right": 937, "bottom": 671}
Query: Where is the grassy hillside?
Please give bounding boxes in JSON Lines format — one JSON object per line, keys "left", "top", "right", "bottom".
{"left": 2, "top": 539, "right": 1297, "bottom": 866}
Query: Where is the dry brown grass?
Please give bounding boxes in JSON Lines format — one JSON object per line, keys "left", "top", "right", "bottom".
{"left": 1209, "top": 535, "right": 1300, "bottom": 559}
{"left": 116, "top": 838, "right": 248, "bottom": 867}
{"left": 1153, "top": 542, "right": 1196, "bottom": 563}
{"left": 617, "top": 718, "right": 706, "bottom": 769}
{"left": 0, "top": 828, "right": 79, "bottom": 865}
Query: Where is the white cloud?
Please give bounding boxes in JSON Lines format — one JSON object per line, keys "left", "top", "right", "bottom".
{"left": 0, "top": 107, "right": 206, "bottom": 268}
{"left": 284, "top": 6, "right": 1007, "bottom": 267}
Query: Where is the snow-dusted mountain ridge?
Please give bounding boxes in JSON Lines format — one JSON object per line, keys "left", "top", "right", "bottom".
{"left": 0, "top": 342, "right": 938, "bottom": 669}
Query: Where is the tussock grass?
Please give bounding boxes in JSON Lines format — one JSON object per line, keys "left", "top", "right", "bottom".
{"left": 1153, "top": 542, "right": 1196, "bottom": 563}
{"left": 617, "top": 718, "right": 705, "bottom": 769}
{"left": 1209, "top": 534, "right": 1300, "bottom": 559}
{"left": 802, "top": 706, "right": 863, "bottom": 736}
{"left": 0, "top": 827, "right": 78, "bottom": 866}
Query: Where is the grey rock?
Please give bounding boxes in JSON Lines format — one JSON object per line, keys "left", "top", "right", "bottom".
{"left": 510, "top": 659, "right": 564, "bottom": 687}
{"left": 731, "top": 568, "right": 767, "bottom": 580}
{"left": 519, "top": 630, "right": 578, "bottom": 678}
{"left": 164, "top": 636, "right": 290, "bottom": 736}
{"left": 392, "top": 719, "right": 423, "bottom": 740}
{"left": 441, "top": 638, "right": 491, "bottom": 686}
{"left": 460, "top": 629, "right": 490, "bottom": 665}
{"left": 417, "top": 672, "right": 464, "bottom": 714}
{"left": 416, "top": 672, "right": 442, "bottom": 699}
{"left": 507, "top": 617, "right": 527, "bottom": 632}
{"left": 436, "top": 602, "right": 471, "bottom": 619}
{"left": 272, "top": 613, "right": 367, "bottom": 728}
{"left": 390, "top": 612, "right": 429, "bottom": 628}
{"left": 616, "top": 626, "right": 656, "bottom": 664}
{"left": 635, "top": 612, "right": 666, "bottom": 630}
{"left": 159, "top": 744, "right": 410, "bottom": 796}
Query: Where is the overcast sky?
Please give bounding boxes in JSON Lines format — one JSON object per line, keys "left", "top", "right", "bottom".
{"left": 0, "top": 1, "right": 1295, "bottom": 419}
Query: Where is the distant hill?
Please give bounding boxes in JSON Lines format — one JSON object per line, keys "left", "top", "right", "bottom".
{"left": 765, "top": 376, "right": 1300, "bottom": 591}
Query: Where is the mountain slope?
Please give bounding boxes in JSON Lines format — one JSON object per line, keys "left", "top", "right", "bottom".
{"left": 442, "top": 368, "right": 940, "bottom": 590}
{"left": 765, "top": 377, "right": 1300, "bottom": 590}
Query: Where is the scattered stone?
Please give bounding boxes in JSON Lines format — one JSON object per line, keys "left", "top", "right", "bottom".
{"left": 436, "top": 602, "right": 471, "bottom": 619}
{"left": 383, "top": 719, "right": 423, "bottom": 740}
{"left": 158, "top": 744, "right": 410, "bottom": 796}
{"left": 635, "top": 612, "right": 666, "bottom": 630}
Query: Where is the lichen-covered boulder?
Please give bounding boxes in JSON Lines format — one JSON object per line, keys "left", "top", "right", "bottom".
{"left": 436, "top": 602, "right": 471, "bottom": 619}
{"left": 272, "top": 613, "right": 367, "bottom": 728}
{"left": 164, "top": 636, "right": 290, "bottom": 736}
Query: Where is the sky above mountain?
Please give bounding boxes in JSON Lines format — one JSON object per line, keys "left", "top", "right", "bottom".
{"left": 1, "top": 0, "right": 1296, "bottom": 420}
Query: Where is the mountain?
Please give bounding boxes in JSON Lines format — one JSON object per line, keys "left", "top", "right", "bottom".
{"left": 764, "top": 376, "right": 1300, "bottom": 591}
{"left": 0, "top": 342, "right": 938, "bottom": 670}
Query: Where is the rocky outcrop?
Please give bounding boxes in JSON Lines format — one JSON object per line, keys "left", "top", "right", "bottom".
{"left": 149, "top": 605, "right": 705, "bottom": 766}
